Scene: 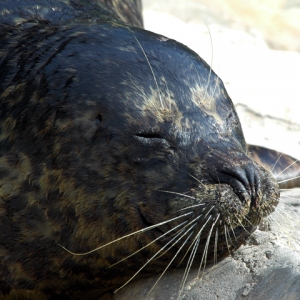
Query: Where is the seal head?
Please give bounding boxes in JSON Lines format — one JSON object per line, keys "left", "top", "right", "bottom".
{"left": 0, "top": 1, "right": 279, "bottom": 299}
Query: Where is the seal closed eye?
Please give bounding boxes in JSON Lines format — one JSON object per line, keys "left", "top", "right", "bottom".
{"left": 0, "top": 0, "right": 281, "bottom": 299}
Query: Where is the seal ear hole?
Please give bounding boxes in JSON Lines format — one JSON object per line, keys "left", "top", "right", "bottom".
{"left": 95, "top": 114, "right": 102, "bottom": 126}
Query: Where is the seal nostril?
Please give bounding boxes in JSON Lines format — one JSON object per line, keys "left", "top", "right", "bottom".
{"left": 217, "top": 171, "right": 251, "bottom": 204}
{"left": 208, "top": 163, "right": 260, "bottom": 206}
{"left": 251, "top": 171, "right": 262, "bottom": 209}
{"left": 221, "top": 164, "right": 263, "bottom": 209}
{"left": 222, "top": 168, "right": 250, "bottom": 190}
{"left": 244, "top": 164, "right": 262, "bottom": 209}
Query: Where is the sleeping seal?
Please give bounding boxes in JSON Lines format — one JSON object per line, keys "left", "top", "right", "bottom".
{"left": 0, "top": 0, "right": 284, "bottom": 299}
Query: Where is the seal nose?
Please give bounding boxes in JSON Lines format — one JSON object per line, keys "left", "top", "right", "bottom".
{"left": 217, "top": 163, "right": 262, "bottom": 208}
{"left": 206, "top": 152, "right": 262, "bottom": 209}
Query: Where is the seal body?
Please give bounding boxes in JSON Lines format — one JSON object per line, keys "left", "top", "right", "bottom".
{"left": 0, "top": 1, "right": 280, "bottom": 299}
{"left": 248, "top": 145, "right": 300, "bottom": 189}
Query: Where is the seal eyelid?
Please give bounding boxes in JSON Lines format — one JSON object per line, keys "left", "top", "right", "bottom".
{"left": 134, "top": 132, "right": 172, "bottom": 149}
{"left": 135, "top": 132, "right": 163, "bottom": 139}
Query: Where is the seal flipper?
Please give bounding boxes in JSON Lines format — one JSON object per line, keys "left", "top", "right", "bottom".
{"left": 248, "top": 144, "right": 300, "bottom": 189}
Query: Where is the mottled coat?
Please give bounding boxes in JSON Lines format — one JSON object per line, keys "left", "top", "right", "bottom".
{"left": 0, "top": 1, "right": 280, "bottom": 299}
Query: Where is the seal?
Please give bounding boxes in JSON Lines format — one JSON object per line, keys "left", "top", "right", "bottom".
{"left": 248, "top": 145, "right": 300, "bottom": 189}
{"left": 0, "top": 1, "right": 284, "bottom": 299}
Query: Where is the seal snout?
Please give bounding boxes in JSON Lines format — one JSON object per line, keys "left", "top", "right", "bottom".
{"left": 217, "top": 163, "right": 262, "bottom": 209}
{"left": 206, "top": 151, "right": 273, "bottom": 210}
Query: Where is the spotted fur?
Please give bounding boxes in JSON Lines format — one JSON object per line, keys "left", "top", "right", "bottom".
{"left": 0, "top": 1, "right": 280, "bottom": 299}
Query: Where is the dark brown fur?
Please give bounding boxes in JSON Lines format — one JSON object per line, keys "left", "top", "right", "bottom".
{"left": 0, "top": 1, "right": 289, "bottom": 299}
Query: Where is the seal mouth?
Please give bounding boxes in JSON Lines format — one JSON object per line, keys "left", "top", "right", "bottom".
{"left": 216, "top": 164, "right": 261, "bottom": 208}
{"left": 141, "top": 160, "right": 279, "bottom": 261}
{"left": 204, "top": 151, "right": 277, "bottom": 211}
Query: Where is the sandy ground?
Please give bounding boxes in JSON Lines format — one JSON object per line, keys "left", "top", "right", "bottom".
{"left": 142, "top": 0, "right": 300, "bottom": 161}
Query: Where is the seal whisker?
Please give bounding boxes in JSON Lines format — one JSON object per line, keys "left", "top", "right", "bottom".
{"left": 224, "top": 225, "right": 232, "bottom": 254}
{"left": 264, "top": 218, "right": 273, "bottom": 233}
{"left": 193, "top": 64, "right": 204, "bottom": 86}
{"left": 264, "top": 214, "right": 273, "bottom": 230}
{"left": 179, "top": 218, "right": 220, "bottom": 298}
{"left": 203, "top": 205, "right": 216, "bottom": 218}
{"left": 158, "top": 189, "right": 199, "bottom": 201}
{"left": 147, "top": 230, "right": 195, "bottom": 297}
{"left": 197, "top": 214, "right": 220, "bottom": 277}
{"left": 158, "top": 189, "right": 207, "bottom": 212}
{"left": 162, "top": 78, "right": 172, "bottom": 111}
{"left": 239, "top": 216, "right": 254, "bottom": 230}
{"left": 204, "top": 23, "right": 213, "bottom": 101}
{"left": 155, "top": 213, "right": 205, "bottom": 260}
{"left": 176, "top": 203, "right": 206, "bottom": 212}
{"left": 228, "top": 218, "right": 238, "bottom": 241}
{"left": 280, "top": 194, "right": 300, "bottom": 200}
{"left": 279, "top": 196, "right": 300, "bottom": 215}
{"left": 271, "top": 153, "right": 284, "bottom": 172}
{"left": 277, "top": 175, "right": 300, "bottom": 184}
{"left": 59, "top": 212, "right": 193, "bottom": 256}
{"left": 107, "top": 220, "right": 188, "bottom": 268}
{"left": 114, "top": 222, "right": 196, "bottom": 294}
{"left": 133, "top": 35, "right": 164, "bottom": 109}
{"left": 189, "top": 174, "right": 208, "bottom": 188}
{"left": 179, "top": 234, "right": 201, "bottom": 299}
{"left": 266, "top": 214, "right": 276, "bottom": 227}
{"left": 212, "top": 75, "right": 220, "bottom": 99}
{"left": 269, "top": 213, "right": 290, "bottom": 233}
{"left": 176, "top": 207, "right": 216, "bottom": 267}
{"left": 177, "top": 215, "right": 212, "bottom": 267}
{"left": 268, "top": 207, "right": 292, "bottom": 231}
{"left": 267, "top": 207, "right": 275, "bottom": 217}
{"left": 274, "top": 205, "right": 295, "bottom": 220}
{"left": 274, "top": 159, "right": 299, "bottom": 178}
{"left": 197, "top": 239, "right": 210, "bottom": 279}
{"left": 147, "top": 227, "right": 189, "bottom": 262}
{"left": 214, "top": 227, "right": 219, "bottom": 265}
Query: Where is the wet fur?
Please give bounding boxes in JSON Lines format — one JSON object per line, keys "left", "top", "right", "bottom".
{"left": 0, "top": 1, "right": 296, "bottom": 299}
